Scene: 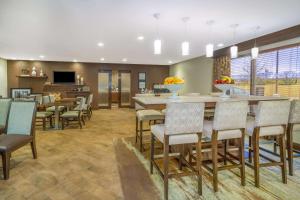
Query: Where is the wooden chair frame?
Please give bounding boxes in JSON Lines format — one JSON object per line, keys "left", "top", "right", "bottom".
{"left": 247, "top": 124, "right": 287, "bottom": 187}
{"left": 36, "top": 114, "right": 53, "bottom": 131}
{"left": 150, "top": 132, "right": 202, "bottom": 200}
{"left": 61, "top": 110, "right": 84, "bottom": 129}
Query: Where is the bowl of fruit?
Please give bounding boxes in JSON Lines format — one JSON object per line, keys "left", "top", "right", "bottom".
{"left": 164, "top": 76, "right": 184, "bottom": 99}
{"left": 214, "top": 76, "right": 235, "bottom": 98}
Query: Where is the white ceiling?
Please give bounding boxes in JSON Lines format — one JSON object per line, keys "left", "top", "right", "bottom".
{"left": 0, "top": 0, "right": 300, "bottom": 65}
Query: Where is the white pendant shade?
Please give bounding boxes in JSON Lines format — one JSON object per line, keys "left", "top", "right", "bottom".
{"left": 230, "top": 45, "right": 238, "bottom": 58}
{"left": 206, "top": 44, "right": 214, "bottom": 57}
{"left": 251, "top": 47, "right": 259, "bottom": 59}
{"left": 154, "top": 39, "right": 161, "bottom": 55}
{"left": 181, "top": 41, "right": 189, "bottom": 56}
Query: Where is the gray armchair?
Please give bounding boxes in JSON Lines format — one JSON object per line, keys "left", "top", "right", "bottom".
{"left": 0, "top": 101, "right": 37, "bottom": 180}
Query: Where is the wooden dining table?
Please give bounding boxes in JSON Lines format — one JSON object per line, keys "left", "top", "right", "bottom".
{"left": 47, "top": 98, "right": 77, "bottom": 129}
{"left": 133, "top": 95, "right": 289, "bottom": 110}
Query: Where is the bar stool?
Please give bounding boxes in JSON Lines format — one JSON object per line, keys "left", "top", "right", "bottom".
{"left": 150, "top": 102, "right": 205, "bottom": 200}
{"left": 136, "top": 109, "right": 164, "bottom": 152}
{"left": 247, "top": 100, "right": 290, "bottom": 187}
{"left": 286, "top": 100, "right": 300, "bottom": 176}
{"left": 203, "top": 101, "right": 249, "bottom": 192}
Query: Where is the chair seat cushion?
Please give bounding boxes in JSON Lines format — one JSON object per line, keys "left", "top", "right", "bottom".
{"left": 246, "top": 118, "right": 284, "bottom": 136}
{"left": 61, "top": 111, "right": 79, "bottom": 118}
{"left": 0, "top": 134, "right": 33, "bottom": 152}
{"left": 203, "top": 120, "right": 242, "bottom": 140}
{"left": 46, "top": 106, "right": 65, "bottom": 112}
{"left": 36, "top": 111, "right": 53, "bottom": 118}
{"left": 151, "top": 124, "right": 198, "bottom": 145}
{"left": 293, "top": 124, "right": 300, "bottom": 131}
{"left": 136, "top": 109, "right": 164, "bottom": 121}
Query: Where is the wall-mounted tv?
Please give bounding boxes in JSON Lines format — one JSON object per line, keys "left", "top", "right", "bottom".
{"left": 53, "top": 71, "right": 75, "bottom": 84}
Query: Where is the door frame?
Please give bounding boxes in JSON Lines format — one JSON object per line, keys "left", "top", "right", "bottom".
{"left": 98, "top": 69, "right": 112, "bottom": 109}
{"left": 118, "top": 70, "right": 131, "bottom": 108}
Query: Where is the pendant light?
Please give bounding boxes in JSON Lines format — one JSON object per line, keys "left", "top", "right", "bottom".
{"left": 206, "top": 20, "right": 215, "bottom": 58}
{"left": 153, "top": 13, "right": 161, "bottom": 55}
{"left": 230, "top": 24, "right": 239, "bottom": 59}
{"left": 251, "top": 26, "right": 260, "bottom": 59}
{"left": 181, "top": 17, "right": 190, "bottom": 56}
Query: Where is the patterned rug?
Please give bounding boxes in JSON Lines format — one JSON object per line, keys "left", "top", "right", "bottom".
{"left": 115, "top": 137, "right": 300, "bottom": 200}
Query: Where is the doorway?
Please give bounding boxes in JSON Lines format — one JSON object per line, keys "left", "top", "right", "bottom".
{"left": 98, "top": 69, "right": 131, "bottom": 109}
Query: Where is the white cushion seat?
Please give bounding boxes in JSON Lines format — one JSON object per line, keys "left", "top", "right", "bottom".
{"left": 136, "top": 109, "right": 165, "bottom": 121}
{"left": 203, "top": 120, "right": 242, "bottom": 140}
{"left": 36, "top": 111, "right": 53, "bottom": 118}
{"left": 151, "top": 124, "right": 198, "bottom": 145}
{"left": 161, "top": 109, "right": 166, "bottom": 114}
{"left": 293, "top": 124, "right": 300, "bottom": 131}
{"left": 46, "top": 106, "right": 65, "bottom": 112}
{"left": 246, "top": 118, "right": 285, "bottom": 137}
{"left": 61, "top": 111, "right": 79, "bottom": 118}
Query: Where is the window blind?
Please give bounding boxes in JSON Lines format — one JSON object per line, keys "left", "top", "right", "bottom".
{"left": 230, "top": 56, "right": 251, "bottom": 92}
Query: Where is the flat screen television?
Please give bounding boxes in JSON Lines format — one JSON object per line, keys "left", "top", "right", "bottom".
{"left": 53, "top": 71, "right": 75, "bottom": 84}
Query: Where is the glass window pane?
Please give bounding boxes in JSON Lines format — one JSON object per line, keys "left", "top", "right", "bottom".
{"left": 230, "top": 56, "right": 251, "bottom": 92}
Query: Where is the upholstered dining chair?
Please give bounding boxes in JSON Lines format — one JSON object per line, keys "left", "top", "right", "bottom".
{"left": 61, "top": 97, "right": 86, "bottom": 129}
{"left": 286, "top": 100, "right": 300, "bottom": 176}
{"left": 203, "top": 101, "right": 249, "bottom": 192}
{"left": 74, "top": 94, "right": 94, "bottom": 119}
{"left": 0, "top": 101, "right": 37, "bottom": 180}
{"left": 0, "top": 99, "right": 12, "bottom": 134}
{"left": 46, "top": 95, "right": 65, "bottom": 113}
{"left": 247, "top": 100, "right": 290, "bottom": 187}
{"left": 150, "top": 102, "right": 205, "bottom": 200}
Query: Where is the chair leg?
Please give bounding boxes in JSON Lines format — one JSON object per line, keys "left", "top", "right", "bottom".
{"left": 287, "top": 125, "right": 293, "bottom": 176}
{"left": 31, "top": 140, "right": 37, "bottom": 159}
{"left": 150, "top": 133, "right": 155, "bottom": 174}
{"left": 196, "top": 138, "right": 202, "bottom": 195}
{"left": 135, "top": 117, "right": 138, "bottom": 144}
{"left": 248, "top": 136, "right": 252, "bottom": 163}
{"left": 81, "top": 115, "right": 85, "bottom": 125}
{"left": 42, "top": 118, "right": 46, "bottom": 131}
{"left": 223, "top": 140, "right": 227, "bottom": 165}
{"left": 163, "top": 135, "right": 169, "bottom": 200}
{"left": 49, "top": 116, "right": 53, "bottom": 128}
{"left": 78, "top": 118, "right": 82, "bottom": 129}
{"left": 253, "top": 131, "right": 260, "bottom": 187}
{"left": 2, "top": 152, "right": 10, "bottom": 180}
{"left": 178, "top": 145, "right": 183, "bottom": 170}
{"left": 212, "top": 133, "right": 219, "bottom": 192}
{"left": 139, "top": 121, "right": 143, "bottom": 152}
{"left": 239, "top": 135, "right": 246, "bottom": 186}
{"left": 279, "top": 134, "right": 287, "bottom": 184}
{"left": 61, "top": 118, "right": 65, "bottom": 130}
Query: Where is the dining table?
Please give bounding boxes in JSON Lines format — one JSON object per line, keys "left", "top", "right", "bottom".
{"left": 47, "top": 98, "right": 77, "bottom": 129}
{"left": 133, "top": 94, "right": 289, "bottom": 110}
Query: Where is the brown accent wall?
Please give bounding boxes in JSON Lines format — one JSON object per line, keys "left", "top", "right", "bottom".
{"left": 7, "top": 60, "right": 170, "bottom": 108}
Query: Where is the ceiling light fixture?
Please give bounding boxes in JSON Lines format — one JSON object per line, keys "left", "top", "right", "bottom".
{"left": 181, "top": 17, "right": 190, "bottom": 56}
{"left": 217, "top": 43, "right": 224, "bottom": 47}
{"left": 100, "top": 58, "right": 105, "bottom": 61}
{"left": 230, "top": 24, "right": 239, "bottom": 59}
{"left": 122, "top": 58, "right": 127, "bottom": 62}
{"left": 97, "top": 42, "right": 104, "bottom": 47}
{"left": 251, "top": 26, "right": 260, "bottom": 59}
{"left": 73, "top": 59, "right": 77, "bottom": 62}
{"left": 39, "top": 55, "right": 45, "bottom": 59}
{"left": 153, "top": 13, "right": 162, "bottom": 55}
{"left": 206, "top": 20, "right": 215, "bottom": 58}
{"left": 168, "top": 60, "right": 173, "bottom": 64}
{"left": 137, "top": 36, "right": 144, "bottom": 40}
{"left": 29, "top": 58, "right": 34, "bottom": 61}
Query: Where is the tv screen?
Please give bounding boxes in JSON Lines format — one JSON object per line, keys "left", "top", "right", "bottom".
{"left": 53, "top": 71, "right": 75, "bottom": 83}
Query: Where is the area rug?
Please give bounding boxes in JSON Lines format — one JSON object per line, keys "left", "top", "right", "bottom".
{"left": 114, "top": 137, "right": 300, "bottom": 200}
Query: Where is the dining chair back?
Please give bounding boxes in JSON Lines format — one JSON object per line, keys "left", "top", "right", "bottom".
{"left": 42, "top": 96, "right": 51, "bottom": 104}
{"left": 49, "top": 95, "right": 55, "bottom": 103}
{"left": 289, "top": 100, "right": 300, "bottom": 124}
{"left": 6, "top": 101, "right": 37, "bottom": 135}
{"left": 0, "top": 99, "right": 12, "bottom": 128}
{"left": 165, "top": 102, "right": 205, "bottom": 135}
{"left": 87, "top": 94, "right": 93, "bottom": 106}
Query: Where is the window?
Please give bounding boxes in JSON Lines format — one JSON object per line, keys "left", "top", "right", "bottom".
{"left": 230, "top": 56, "right": 251, "bottom": 92}
{"left": 230, "top": 44, "right": 300, "bottom": 98}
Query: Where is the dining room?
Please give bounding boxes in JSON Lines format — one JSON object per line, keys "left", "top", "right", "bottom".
{"left": 1, "top": 0, "right": 300, "bottom": 200}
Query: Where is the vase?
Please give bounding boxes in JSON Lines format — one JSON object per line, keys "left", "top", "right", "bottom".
{"left": 164, "top": 84, "right": 183, "bottom": 99}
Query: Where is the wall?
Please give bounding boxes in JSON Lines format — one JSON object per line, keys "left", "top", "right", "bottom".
{"left": 7, "top": 60, "right": 169, "bottom": 107}
{"left": 170, "top": 56, "right": 213, "bottom": 95}
{"left": 0, "top": 58, "right": 8, "bottom": 97}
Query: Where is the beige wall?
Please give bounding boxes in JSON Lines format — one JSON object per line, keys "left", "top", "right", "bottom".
{"left": 0, "top": 58, "right": 8, "bottom": 97}
{"left": 170, "top": 56, "right": 213, "bottom": 95}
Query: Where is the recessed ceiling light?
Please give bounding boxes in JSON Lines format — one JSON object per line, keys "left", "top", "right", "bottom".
{"left": 97, "top": 42, "right": 104, "bottom": 47}
{"left": 137, "top": 36, "right": 144, "bottom": 40}
{"left": 100, "top": 58, "right": 105, "bottom": 61}
{"left": 217, "top": 43, "right": 224, "bottom": 47}
{"left": 29, "top": 58, "right": 34, "bottom": 61}
{"left": 122, "top": 58, "right": 127, "bottom": 62}
{"left": 11, "top": 57, "right": 16, "bottom": 60}
{"left": 39, "top": 55, "right": 45, "bottom": 59}
{"left": 168, "top": 61, "right": 173, "bottom": 64}
{"left": 73, "top": 59, "right": 77, "bottom": 62}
